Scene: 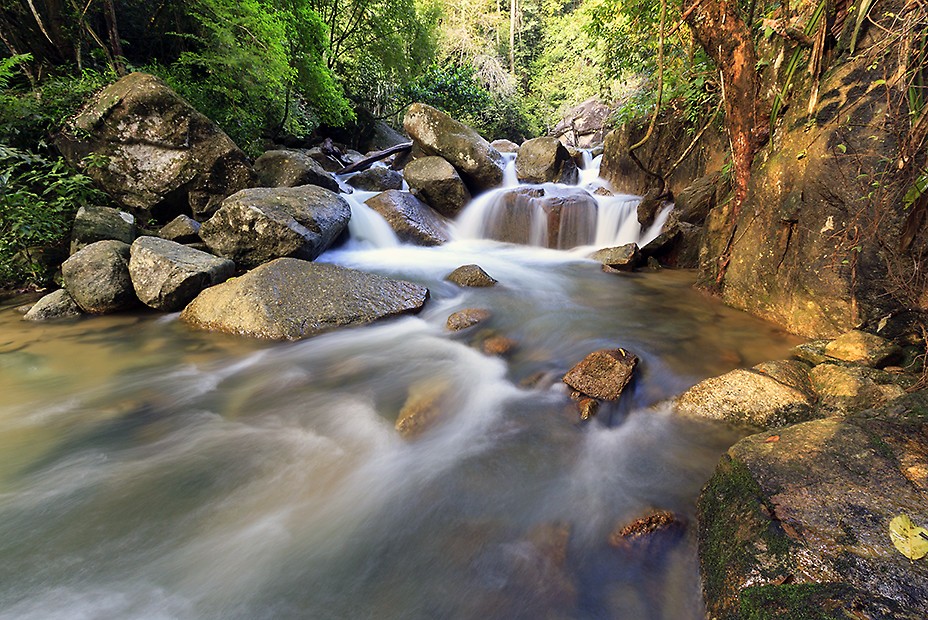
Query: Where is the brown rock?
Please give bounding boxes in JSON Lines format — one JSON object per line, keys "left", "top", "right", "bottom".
{"left": 403, "top": 156, "right": 472, "bottom": 218}
{"left": 563, "top": 348, "right": 638, "bottom": 401}
{"left": 445, "top": 264, "right": 498, "bottom": 287}
{"left": 825, "top": 330, "right": 902, "bottom": 368}
{"left": 395, "top": 380, "right": 451, "bottom": 438}
{"left": 364, "top": 190, "right": 451, "bottom": 246}
{"left": 481, "top": 335, "right": 517, "bottom": 357}
{"left": 446, "top": 308, "right": 491, "bottom": 331}
{"left": 589, "top": 244, "right": 641, "bottom": 272}
{"left": 253, "top": 149, "right": 339, "bottom": 192}
{"left": 609, "top": 510, "right": 686, "bottom": 549}
{"left": 515, "top": 137, "right": 579, "bottom": 185}
{"left": 576, "top": 397, "right": 599, "bottom": 421}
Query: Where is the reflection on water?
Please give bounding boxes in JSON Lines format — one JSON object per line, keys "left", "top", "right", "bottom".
{"left": 0, "top": 240, "right": 800, "bottom": 620}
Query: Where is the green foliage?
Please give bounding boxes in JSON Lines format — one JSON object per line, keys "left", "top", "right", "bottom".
{"left": 0, "top": 147, "right": 108, "bottom": 286}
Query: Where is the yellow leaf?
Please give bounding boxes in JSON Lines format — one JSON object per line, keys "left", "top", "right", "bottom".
{"left": 889, "top": 514, "right": 928, "bottom": 560}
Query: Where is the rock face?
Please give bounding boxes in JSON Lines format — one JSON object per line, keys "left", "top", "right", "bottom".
{"left": 23, "top": 289, "right": 82, "bottom": 321}
{"left": 698, "top": 391, "right": 928, "bottom": 620}
{"left": 61, "top": 240, "right": 136, "bottom": 314}
{"left": 364, "top": 190, "right": 451, "bottom": 246}
{"left": 56, "top": 72, "right": 255, "bottom": 221}
{"left": 515, "top": 137, "right": 579, "bottom": 185}
{"left": 180, "top": 258, "right": 429, "bottom": 339}
{"left": 563, "top": 348, "right": 638, "bottom": 401}
{"left": 403, "top": 103, "right": 504, "bottom": 192}
{"left": 590, "top": 244, "right": 641, "bottom": 272}
{"left": 128, "top": 236, "right": 235, "bottom": 311}
{"left": 200, "top": 186, "right": 351, "bottom": 267}
{"left": 445, "top": 264, "right": 497, "bottom": 287}
{"left": 346, "top": 166, "right": 403, "bottom": 192}
{"left": 553, "top": 98, "right": 612, "bottom": 148}
{"left": 252, "top": 149, "right": 339, "bottom": 192}
{"left": 70, "top": 205, "right": 136, "bottom": 254}
{"left": 403, "top": 156, "right": 472, "bottom": 218}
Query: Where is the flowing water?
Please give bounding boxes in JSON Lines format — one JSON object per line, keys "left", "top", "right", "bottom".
{"left": 0, "top": 156, "right": 801, "bottom": 619}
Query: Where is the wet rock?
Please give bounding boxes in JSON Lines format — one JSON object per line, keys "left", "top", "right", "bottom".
{"left": 674, "top": 368, "right": 817, "bottom": 428}
{"left": 636, "top": 188, "right": 665, "bottom": 228}
{"left": 61, "top": 240, "right": 137, "bottom": 314}
{"left": 403, "top": 156, "right": 472, "bottom": 218}
{"left": 590, "top": 244, "right": 641, "bottom": 272}
{"left": 490, "top": 139, "right": 520, "bottom": 153}
{"left": 575, "top": 397, "right": 599, "bottom": 421}
{"left": 158, "top": 214, "right": 201, "bottom": 244}
{"left": 56, "top": 72, "right": 255, "bottom": 221}
{"left": 809, "top": 363, "right": 907, "bottom": 413}
{"left": 70, "top": 205, "right": 137, "bottom": 255}
{"left": 403, "top": 103, "right": 504, "bottom": 192}
{"left": 445, "top": 264, "right": 497, "bottom": 287}
{"left": 593, "top": 187, "right": 613, "bottom": 197}
{"left": 394, "top": 380, "right": 451, "bottom": 438}
{"left": 563, "top": 348, "right": 638, "bottom": 401}
{"left": 346, "top": 166, "right": 403, "bottom": 192}
{"left": 180, "top": 258, "right": 429, "bottom": 339}
{"left": 200, "top": 185, "right": 351, "bottom": 268}
{"left": 364, "top": 190, "right": 451, "bottom": 246}
{"left": 825, "top": 330, "right": 902, "bottom": 368}
{"left": 640, "top": 212, "right": 703, "bottom": 269}
{"left": 481, "top": 334, "right": 517, "bottom": 357}
{"left": 486, "top": 187, "right": 598, "bottom": 249}
{"left": 791, "top": 339, "right": 830, "bottom": 365}
{"left": 698, "top": 391, "right": 928, "bottom": 620}
{"left": 23, "top": 289, "right": 82, "bottom": 321}
{"left": 515, "top": 137, "right": 579, "bottom": 185}
{"left": 446, "top": 308, "right": 491, "bottom": 331}
{"left": 609, "top": 510, "right": 686, "bottom": 549}
{"left": 129, "top": 236, "right": 235, "bottom": 311}
{"left": 504, "top": 522, "right": 577, "bottom": 612}
{"left": 304, "top": 146, "right": 344, "bottom": 172}
{"left": 252, "top": 149, "right": 339, "bottom": 192}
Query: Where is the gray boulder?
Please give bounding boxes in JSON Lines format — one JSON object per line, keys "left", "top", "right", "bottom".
{"left": 490, "top": 139, "right": 520, "bottom": 153}
{"left": 129, "top": 236, "right": 236, "bottom": 311}
{"left": 62, "top": 240, "right": 137, "bottom": 314}
{"left": 23, "top": 289, "right": 82, "bottom": 321}
{"left": 403, "top": 156, "right": 472, "bottom": 218}
{"left": 200, "top": 186, "right": 351, "bottom": 267}
{"left": 56, "top": 72, "right": 255, "bottom": 221}
{"left": 364, "top": 190, "right": 451, "bottom": 246}
{"left": 253, "top": 149, "right": 339, "bottom": 192}
{"left": 70, "top": 205, "right": 136, "bottom": 254}
{"left": 346, "top": 166, "right": 403, "bottom": 191}
{"left": 180, "top": 258, "right": 429, "bottom": 339}
{"left": 552, "top": 98, "right": 611, "bottom": 148}
{"left": 158, "top": 214, "right": 201, "bottom": 244}
{"left": 403, "top": 103, "right": 504, "bottom": 192}
{"left": 515, "top": 137, "right": 579, "bottom": 185}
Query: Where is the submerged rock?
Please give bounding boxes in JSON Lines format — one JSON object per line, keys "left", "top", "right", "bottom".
{"left": 445, "top": 264, "right": 498, "bottom": 287}
{"left": 200, "top": 185, "right": 351, "bottom": 267}
{"left": 62, "top": 240, "right": 137, "bottom": 314}
{"left": 253, "top": 149, "right": 339, "bottom": 192}
{"left": 403, "top": 103, "right": 504, "bottom": 192}
{"left": 608, "top": 510, "right": 686, "bottom": 550}
{"left": 180, "top": 258, "right": 429, "bottom": 339}
{"left": 395, "top": 380, "right": 451, "bottom": 438}
{"left": 346, "top": 166, "right": 403, "bottom": 192}
{"left": 403, "top": 156, "right": 472, "bottom": 218}
{"left": 446, "top": 308, "right": 492, "bottom": 331}
{"left": 70, "top": 205, "right": 136, "bottom": 254}
{"left": 129, "top": 236, "right": 235, "bottom": 311}
{"left": 23, "top": 289, "right": 82, "bottom": 321}
{"left": 364, "top": 190, "right": 450, "bottom": 246}
{"left": 563, "top": 348, "right": 638, "bottom": 401}
{"left": 481, "top": 334, "right": 517, "bottom": 357}
{"left": 515, "top": 137, "right": 579, "bottom": 185}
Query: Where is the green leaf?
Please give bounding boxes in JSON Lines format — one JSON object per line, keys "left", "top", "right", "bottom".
{"left": 889, "top": 514, "right": 928, "bottom": 560}
{"left": 904, "top": 170, "right": 928, "bottom": 210}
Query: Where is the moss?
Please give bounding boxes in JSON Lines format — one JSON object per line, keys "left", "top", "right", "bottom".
{"left": 740, "top": 583, "right": 856, "bottom": 620}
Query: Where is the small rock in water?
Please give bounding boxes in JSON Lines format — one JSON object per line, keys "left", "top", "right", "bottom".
{"left": 825, "top": 330, "right": 902, "bottom": 368}
{"left": 576, "top": 397, "right": 599, "bottom": 421}
{"left": 446, "top": 264, "right": 498, "bottom": 287}
{"left": 589, "top": 244, "right": 640, "bottom": 272}
{"left": 446, "top": 308, "right": 492, "bottom": 332}
{"left": 481, "top": 334, "right": 517, "bottom": 357}
{"left": 395, "top": 380, "right": 451, "bottom": 438}
{"left": 562, "top": 348, "right": 638, "bottom": 401}
{"left": 608, "top": 510, "right": 686, "bottom": 549}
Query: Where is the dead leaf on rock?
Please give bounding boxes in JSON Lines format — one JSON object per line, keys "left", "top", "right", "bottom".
{"left": 765, "top": 435, "right": 780, "bottom": 443}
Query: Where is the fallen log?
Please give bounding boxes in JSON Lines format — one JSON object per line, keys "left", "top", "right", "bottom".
{"left": 336, "top": 142, "right": 413, "bottom": 175}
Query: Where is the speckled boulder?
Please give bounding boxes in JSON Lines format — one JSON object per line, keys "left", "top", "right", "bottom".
{"left": 23, "top": 289, "right": 82, "bottom": 321}
{"left": 70, "top": 205, "right": 136, "bottom": 254}
{"left": 403, "top": 156, "right": 472, "bottom": 218}
{"left": 364, "top": 190, "right": 451, "bottom": 246}
{"left": 61, "top": 240, "right": 137, "bottom": 314}
{"left": 252, "top": 149, "right": 340, "bottom": 192}
{"left": 563, "top": 348, "right": 638, "bottom": 401}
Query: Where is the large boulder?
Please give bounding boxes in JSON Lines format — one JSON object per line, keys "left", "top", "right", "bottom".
{"left": 698, "top": 391, "right": 928, "bottom": 620}
{"left": 128, "top": 236, "right": 235, "bottom": 311}
{"left": 403, "top": 156, "right": 472, "bottom": 218}
{"left": 515, "top": 137, "right": 579, "bottom": 185}
{"left": 403, "top": 103, "right": 504, "bottom": 192}
{"left": 200, "top": 186, "right": 351, "bottom": 267}
{"left": 70, "top": 205, "right": 136, "bottom": 254}
{"left": 252, "top": 150, "right": 339, "bottom": 192}
{"left": 562, "top": 348, "right": 638, "bottom": 401}
{"left": 61, "top": 240, "right": 137, "bottom": 314}
{"left": 180, "top": 258, "right": 429, "bottom": 339}
{"left": 56, "top": 72, "right": 255, "bottom": 221}
{"left": 364, "top": 190, "right": 451, "bottom": 246}
{"left": 481, "top": 187, "right": 598, "bottom": 249}
{"left": 23, "top": 289, "right": 82, "bottom": 321}
{"left": 552, "top": 98, "right": 612, "bottom": 148}
{"left": 346, "top": 166, "right": 404, "bottom": 192}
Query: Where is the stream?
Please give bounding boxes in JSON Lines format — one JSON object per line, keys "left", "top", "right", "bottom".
{"left": 0, "top": 155, "right": 801, "bottom": 619}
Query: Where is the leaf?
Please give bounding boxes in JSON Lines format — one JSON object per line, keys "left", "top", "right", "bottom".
{"left": 836, "top": 143, "right": 847, "bottom": 154}
{"left": 764, "top": 435, "right": 780, "bottom": 443}
{"left": 889, "top": 514, "right": 928, "bottom": 560}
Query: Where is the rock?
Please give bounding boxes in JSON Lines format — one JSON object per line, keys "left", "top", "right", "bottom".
{"left": 791, "top": 339, "right": 829, "bottom": 365}
{"left": 752, "top": 359, "right": 814, "bottom": 395}
{"left": 403, "top": 103, "right": 504, "bottom": 192}
{"left": 552, "top": 98, "right": 612, "bottom": 148}
{"left": 445, "top": 264, "right": 497, "bottom": 287}
{"left": 515, "top": 137, "right": 579, "bottom": 185}
{"left": 304, "top": 147, "right": 344, "bottom": 172}
{"left": 200, "top": 185, "right": 351, "bottom": 268}
{"left": 446, "top": 308, "right": 491, "bottom": 331}
{"left": 589, "top": 244, "right": 641, "bottom": 272}
{"left": 674, "top": 171, "right": 724, "bottom": 225}
{"left": 403, "top": 156, "right": 472, "bottom": 218}
{"left": 576, "top": 397, "right": 599, "bottom": 421}
{"left": 563, "top": 348, "right": 638, "bottom": 401}
{"left": 364, "top": 190, "right": 451, "bottom": 246}
{"left": 70, "top": 205, "right": 136, "bottom": 254}
{"left": 636, "top": 188, "right": 665, "bottom": 228}
{"left": 608, "top": 510, "right": 686, "bottom": 549}
{"left": 394, "top": 380, "right": 451, "bottom": 438}
{"left": 809, "top": 363, "right": 907, "bottom": 413}
{"left": 674, "top": 368, "right": 817, "bottom": 428}
{"left": 483, "top": 187, "right": 598, "bottom": 249}
{"left": 61, "top": 240, "right": 137, "bottom": 314}
{"left": 346, "top": 166, "right": 403, "bottom": 191}
{"left": 825, "top": 330, "right": 902, "bottom": 368}
{"left": 639, "top": 215, "right": 702, "bottom": 269}
{"left": 698, "top": 391, "right": 928, "bottom": 620}
{"left": 481, "top": 334, "right": 517, "bottom": 357}
{"left": 180, "top": 258, "right": 429, "bottom": 339}
{"left": 490, "top": 139, "right": 520, "bottom": 153}
{"left": 128, "top": 236, "right": 235, "bottom": 311}
{"left": 158, "top": 215, "right": 201, "bottom": 244}
{"left": 23, "top": 289, "right": 82, "bottom": 321}
{"left": 56, "top": 72, "right": 255, "bottom": 221}
{"left": 252, "top": 149, "right": 339, "bottom": 192}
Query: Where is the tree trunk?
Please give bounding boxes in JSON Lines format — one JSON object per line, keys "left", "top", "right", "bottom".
{"left": 102, "top": 0, "right": 126, "bottom": 76}
{"left": 509, "top": 0, "right": 516, "bottom": 74}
